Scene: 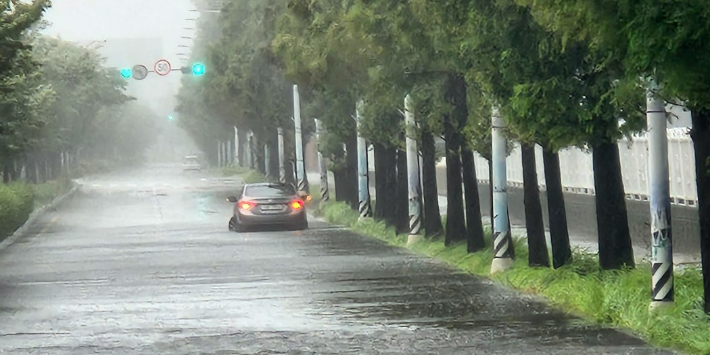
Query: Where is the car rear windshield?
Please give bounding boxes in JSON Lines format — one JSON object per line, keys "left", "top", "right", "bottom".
{"left": 245, "top": 184, "right": 296, "bottom": 198}
{"left": 183, "top": 158, "right": 199, "bottom": 164}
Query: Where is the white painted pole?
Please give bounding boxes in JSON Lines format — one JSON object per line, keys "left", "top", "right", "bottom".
{"left": 491, "top": 105, "right": 514, "bottom": 273}
{"left": 356, "top": 100, "right": 372, "bottom": 219}
{"left": 234, "top": 126, "right": 240, "bottom": 166}
{"left": 647, "top": 79, "right": 674, "bottom": 310}
{"left": 315, "top": 119, "right": 330, "bottom": 206}
{"left": 264, "top": 143, "right": 270, "bottom": 178}
{"left": 217, "top": 140, "right": 222, "bottom": 168}
{"left": 293, "top": 85, "right": 309, "bottom": 194}
{"left": 405, "top": 94, "right": 423, "bottom": 245}
{"left": 278, "top": 127, "right": 286, "bottom": 183}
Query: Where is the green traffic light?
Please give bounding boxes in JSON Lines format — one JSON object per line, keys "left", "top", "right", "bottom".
{"left": 168, "top": 115, "right": 174, "bottom": 120}
{"left": 120, "top": 68, "right": 132, "bottom": 79}
{"left": 192, "top": 63, "right": 206, "bottom": 76}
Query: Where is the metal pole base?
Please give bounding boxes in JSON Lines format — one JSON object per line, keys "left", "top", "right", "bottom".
{"left": 406, "top": 234, "right": 424, "bottom": 247}
{"left": 649, "top": 300, "right": 673, "bottom": 311}
{"left": 491, "top": 257, "right": 514, "bottom": 274}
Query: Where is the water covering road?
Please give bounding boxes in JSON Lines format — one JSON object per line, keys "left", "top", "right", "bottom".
{"left": 0, "top": 165, "right": 675, "bottom": 354}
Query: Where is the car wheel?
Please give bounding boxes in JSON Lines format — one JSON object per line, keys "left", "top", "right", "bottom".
{"left": 293, "top": 217, "right": 308, "bottom": 231}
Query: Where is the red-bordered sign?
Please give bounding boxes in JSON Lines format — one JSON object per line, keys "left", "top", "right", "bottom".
{"left": 154, "top": 59, "right": 172, "bottom": 76}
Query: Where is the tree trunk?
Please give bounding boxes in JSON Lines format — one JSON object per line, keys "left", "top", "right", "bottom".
{"left": 522, "top": 144, "right": 549, "bottom": 267}
{"left": 421, "top": 127, "right": 443, "bottom": 237}
{"left": 395, "top": 149, "right": 409, "bottom": 233}
{"left": 237, "top": 128, "right": 247, "bottom": 167}
{"left": 269, "top": 136, "right": 279, "bottom": 179}
{"left": 2, "top": 162, "right": 10, "bottom": 183}
{"left": 373, "top": 143, "right": 389, "bottom": 221}
{"left": 690, "top": 107, "right": 710, "bottom": 314}
{"left": 593, "top": 140, "right": 635, "bottom": 270}
{"left": 443, "top": 73, "right": 468, "bottom": 246}
{"left": 462, "top": 147, "right": 485, "bottom": 252}
{"left": 26, "top": 154, "right": 37, "bottom": 184}
{"left": 345, "top": 134, "right": 359, "bottom": 210}
{"left": 333, "top": 168, "right": 346, "bottom": 203}
{"left": 542, "top": 148, "right": 572, "bottom": 268}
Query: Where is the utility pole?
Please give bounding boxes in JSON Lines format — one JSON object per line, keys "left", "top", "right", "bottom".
{"left": 264, "top": 144, "right": 270, "bottom": 179}
{"left": 647, "top": 79, "right": 674, "bottom": 310}
{"left": 278, "top": 127, "right": 286, "bottom": 183}
{"left": 217, "top": 140, "right": 222, "bottom": 168}
{"left": 491, "top": 105, "right": 514, "bottom": 273}
{"left": 293, "top": 85, "right": 309, "bottom": 194}
{"left": 315, "top": 119, "right": 330, "bottom": 207}
{"left": 356, "top": 100, "right": 372, "bottom": 219}
{"left": 405, "top": 95, "right": 423, "bottom": 245}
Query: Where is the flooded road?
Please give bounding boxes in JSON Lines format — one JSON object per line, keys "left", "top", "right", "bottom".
{"left": 0, "top": 166, "right": 674, "bottom": 354}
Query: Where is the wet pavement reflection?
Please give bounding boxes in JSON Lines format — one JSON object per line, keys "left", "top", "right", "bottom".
{"left": 0, "top": 166, "right": 676, "bottom": 354}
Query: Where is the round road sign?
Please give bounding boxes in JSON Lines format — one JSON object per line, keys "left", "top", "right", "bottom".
{"left": 132, "top": 64, "right": 149, "bottom": 80}
{"left": 154, "top": 59, "right": 172, "bottom": 76}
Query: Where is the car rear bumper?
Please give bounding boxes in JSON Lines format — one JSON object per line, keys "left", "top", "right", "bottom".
{"left": 237, "top": 210, "right": 306, "bottom": 226}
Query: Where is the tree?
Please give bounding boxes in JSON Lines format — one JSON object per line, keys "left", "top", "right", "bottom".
{"left": 517, "top": 0, "right": 710, "bottom": 312}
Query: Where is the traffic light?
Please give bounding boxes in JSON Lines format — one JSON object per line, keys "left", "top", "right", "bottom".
{"left": 120, "top": 68, "right": 132, "bottom": 79}
{"left": 168, "top": 115, "right": 175, "bottom": 121}
{"left": 192, "top": 63, "right": 206, "bottom": 76}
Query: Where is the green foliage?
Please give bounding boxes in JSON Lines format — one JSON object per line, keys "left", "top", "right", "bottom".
{"left": 321, "top": 201, "right": 710, "bottom": 355}
{"left": 0, "top": 183, "right": 34, "bottom": 239}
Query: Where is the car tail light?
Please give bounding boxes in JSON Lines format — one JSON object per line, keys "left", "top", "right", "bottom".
{"left": 238, "top": 200, "right": 256, "bottom": 211}
{"left": 291, "top": 200, "right": 304, "bottom": 210}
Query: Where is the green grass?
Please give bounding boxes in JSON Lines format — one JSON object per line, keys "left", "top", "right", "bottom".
{"left": 321, "top": 201, "right": 710, "bottom": 355}
{"left": 32, "top": 175, "right": 73, "bottom": 208}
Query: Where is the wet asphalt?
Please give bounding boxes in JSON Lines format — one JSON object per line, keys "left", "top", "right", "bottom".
{"left": 0, "top": 165, "right": 676, "bottom": 354}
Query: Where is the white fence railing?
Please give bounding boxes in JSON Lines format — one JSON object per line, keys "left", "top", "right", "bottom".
{"left": 462, "top": 128, "right": 697, "bottom": 207}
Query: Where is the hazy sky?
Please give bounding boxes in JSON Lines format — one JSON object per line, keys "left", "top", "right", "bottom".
{"left": 42, "top": 0, "right": 195, "bottom": 51}
{"left": 42, "top": 0, "right": 200, "bottom": 117}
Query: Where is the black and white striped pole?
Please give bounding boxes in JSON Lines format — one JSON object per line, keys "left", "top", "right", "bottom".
{"left": 277, "top": 127, "right": 286, "bottom": 183}
{"left": 293, "top": 85, "right": 309, "bottom": 194}
{"left": 356, "top": 100, "right": 372, "bottom": 219}
{"left": 491, "top": 105, "right": 514, "bottom": 273}
{"left": 647, "top": 79, "right": 674, "bottom": 310}
{"left": 315, "top": 119, "right": 330, "bottom": 207}
{"left": 405, "top": 94, "right": 423, "bottom": 246}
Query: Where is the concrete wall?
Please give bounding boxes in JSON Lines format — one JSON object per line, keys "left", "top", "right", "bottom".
{"left": 435, "top": 166, "right": 701, "bottom": 261}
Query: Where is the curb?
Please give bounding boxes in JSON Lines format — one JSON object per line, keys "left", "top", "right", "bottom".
{"left": 0, "top": 182, "right": 81, "bottom": 252}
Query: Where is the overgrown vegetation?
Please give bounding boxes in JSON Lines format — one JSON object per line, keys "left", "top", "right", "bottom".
{"left": 321, "top": 201, "right": 710, "bottom": 355}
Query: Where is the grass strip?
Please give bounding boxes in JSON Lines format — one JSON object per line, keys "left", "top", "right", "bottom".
{"left": 320, "top": 200, "right": 710, "bottom": 355}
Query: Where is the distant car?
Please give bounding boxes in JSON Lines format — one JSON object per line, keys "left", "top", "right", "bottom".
{"left": 182, "top": 156, "right": 201, "bottom": 171}
{"left": 227, "top": 182, "right": 308, "bottom": 232}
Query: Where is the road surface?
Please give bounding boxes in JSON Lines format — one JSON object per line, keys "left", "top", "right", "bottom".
{"left": 0, "top": 165, "right": 674, "bottom": 354}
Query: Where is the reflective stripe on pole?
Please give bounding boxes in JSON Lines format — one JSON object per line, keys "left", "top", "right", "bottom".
{"left": 405, "top": 94, "right": 422, "bottom": 236}
{"left": 293, "top": 85, "right": 309, "bottom": 193}
{"left": 315, "top": 119, "right": 330, "bottom": 204}
{"left": 647, "top": 80, "right": 674, "bottom": 308}
{"left": 491, "top": 105, "right": 514, "bottom": 273}
{"left": 356, "top": 100, "right": 372, "bottom": 219}
{"left": 278, "top": 127, "right": 286, "bottom": 183}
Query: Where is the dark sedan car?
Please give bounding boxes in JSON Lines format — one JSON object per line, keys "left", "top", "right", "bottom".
{"left": 227, "top": 182, "right": 308, "bottom": 232}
